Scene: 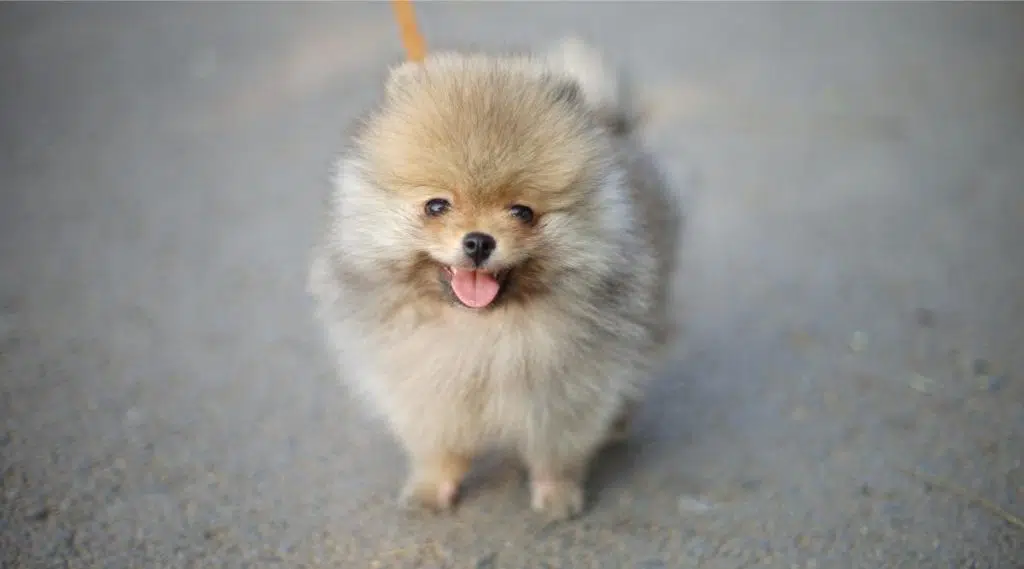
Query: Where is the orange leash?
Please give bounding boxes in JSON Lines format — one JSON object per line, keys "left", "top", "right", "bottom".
{"left": 391, "top": 0, "right": 427, "bottom": 62}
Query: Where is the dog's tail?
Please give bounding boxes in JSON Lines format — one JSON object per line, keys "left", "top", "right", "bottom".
{"left": 545, "top": 37, "right": 642, "bottom": 136}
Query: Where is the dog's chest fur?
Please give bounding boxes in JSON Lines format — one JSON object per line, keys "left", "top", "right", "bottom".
{"left": 329, "top": 293, "right": 635, "bottom": 445}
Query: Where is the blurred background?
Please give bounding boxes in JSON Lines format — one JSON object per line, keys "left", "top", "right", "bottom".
{"left": 1, "top": 3, "right": 1022, "bottom": 567}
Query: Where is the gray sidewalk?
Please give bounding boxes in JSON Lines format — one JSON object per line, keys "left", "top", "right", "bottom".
{"left": 2, "top": 3, "right": 1022, "bottom": 567}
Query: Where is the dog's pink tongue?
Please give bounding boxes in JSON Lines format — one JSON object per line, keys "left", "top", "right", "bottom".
{"left": 450, "top": 269, "right": 500, "bottom": 308}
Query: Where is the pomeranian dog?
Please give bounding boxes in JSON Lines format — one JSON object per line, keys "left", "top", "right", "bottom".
{"left": 309, "top": 38, "right": 683, "bottom": 520}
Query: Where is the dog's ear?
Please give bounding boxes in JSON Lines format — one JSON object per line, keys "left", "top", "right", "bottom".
{"left": 385, "top": 60, "right": 426, "bottom": 100}
{"left": 545, "top": 36, "right": 640, "bottom": 136}
{"left": 548, "top": 77, "right": 584, "bottom": 106}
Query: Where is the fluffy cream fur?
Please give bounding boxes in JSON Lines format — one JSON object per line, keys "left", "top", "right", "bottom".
{"left": 308, "top": 38, "right": 683, "bottom": 520}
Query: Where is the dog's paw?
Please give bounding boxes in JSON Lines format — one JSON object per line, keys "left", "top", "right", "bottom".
{"left": 400, "top": 477, "right": 460, "bottom": 514}
{"left": 530, "top": 478, "right": 584, "bottom": 521}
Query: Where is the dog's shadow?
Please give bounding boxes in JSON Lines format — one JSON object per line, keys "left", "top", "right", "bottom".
{"left": 587, "top": 347, "right": 717, "bottom": 502}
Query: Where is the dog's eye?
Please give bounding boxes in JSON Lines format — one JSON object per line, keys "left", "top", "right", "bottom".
{"left": 509, "top": 204, "right": 534, "bottom": 224}
{"left": 425, "top": 198, "right": 450, "bottom": 217}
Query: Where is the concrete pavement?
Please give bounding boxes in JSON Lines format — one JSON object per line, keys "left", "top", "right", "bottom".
{"left": 2, "top": 3, "right": 1022, "bottom": 567}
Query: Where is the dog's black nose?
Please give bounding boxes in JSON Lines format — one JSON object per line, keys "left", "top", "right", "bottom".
{"left": 462, "top": 232, "right": 496, "bottom": 266}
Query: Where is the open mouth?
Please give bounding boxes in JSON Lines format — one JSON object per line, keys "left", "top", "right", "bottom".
{"left": 441, "top": 266, "right": 511, "bottom": 309}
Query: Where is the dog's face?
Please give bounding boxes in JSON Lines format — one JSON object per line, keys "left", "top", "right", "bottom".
{"left": 350, "top": 55, "right": 615, "bottom": 310}
{"left": 416, "top": 187, "right": 541, "bottom": 309}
